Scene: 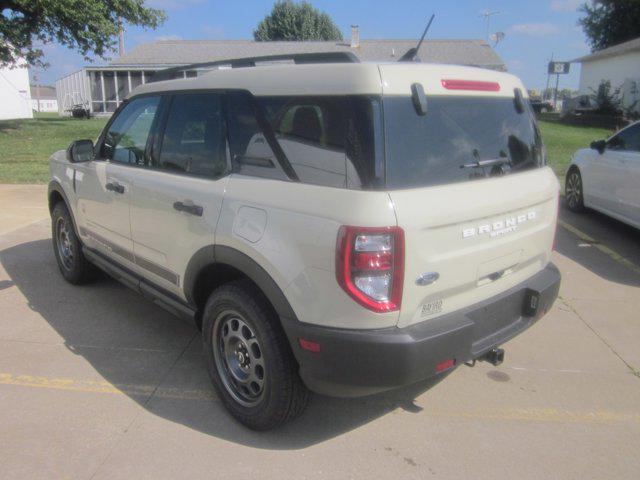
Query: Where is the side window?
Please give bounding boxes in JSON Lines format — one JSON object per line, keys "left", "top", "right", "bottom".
{"left": 226, "top": 91, "right": 289, "bottom": 181}
{"left": 608, "top": 124, "right": 640, "bottom": 152}
{"left": 101, "top": 96, "right": 160, "bottom": 165}
{"left": 157, "top": 93, "right": 227, "bottom": 178}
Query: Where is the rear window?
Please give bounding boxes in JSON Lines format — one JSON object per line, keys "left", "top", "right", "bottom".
{"left": 383, "top": 95, "right": 545, "bottom": 189}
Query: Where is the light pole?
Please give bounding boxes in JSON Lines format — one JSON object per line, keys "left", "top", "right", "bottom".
{"left": 33, "top": 72, "right": 40, "bottom": 113}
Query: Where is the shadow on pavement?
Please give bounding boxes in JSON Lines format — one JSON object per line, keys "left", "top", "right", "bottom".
{"left": 556, "top": 202, "right": 640, "bottom": 287}
{"left": 0, "top": 236, "right": 446, "bottom": 449}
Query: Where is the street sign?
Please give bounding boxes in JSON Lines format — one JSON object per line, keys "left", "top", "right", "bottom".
{"left": 548, "top": 62, "right": 570, "bottom": 74}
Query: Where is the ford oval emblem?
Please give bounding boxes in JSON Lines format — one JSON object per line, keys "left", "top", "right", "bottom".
{"left": 416, "top": 272, "right": 439, "bottom": 286}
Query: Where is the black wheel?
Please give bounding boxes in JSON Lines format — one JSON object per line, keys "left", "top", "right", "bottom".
{"left": 565, "top": 168, "right": 585, "bottom": 212}
{"left": 51, "top": 202, "right": 97, "bottom": 284}
{"left": 202, "top": 280, "right": 309, "bottom": 430}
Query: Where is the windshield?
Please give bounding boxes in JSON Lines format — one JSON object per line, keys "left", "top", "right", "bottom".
{"left": 383, "top": 95, "right": 545, "bottom": 189}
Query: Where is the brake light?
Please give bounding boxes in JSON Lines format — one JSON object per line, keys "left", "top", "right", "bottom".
{"left": 441, "top": 79, "right": 501, "bottom": 92}
{"left": 336, "top": 226, "right": 405, "bottom": 312}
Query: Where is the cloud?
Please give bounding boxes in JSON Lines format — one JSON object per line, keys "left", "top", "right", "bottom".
{"left": 507, "top": 23, "right": 562, "bottom": 37}
{"left": 550, "top": 0, "right": 583, "bottom": 13}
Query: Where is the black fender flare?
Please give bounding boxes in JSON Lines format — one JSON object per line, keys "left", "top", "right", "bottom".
{"left": 183, "top": 245, "right": 298, "bottom": 322}
{"left": 48, "top": 180, "right": 80, "bottom": 237}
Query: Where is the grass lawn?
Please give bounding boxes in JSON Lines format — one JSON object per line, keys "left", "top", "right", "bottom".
{"left": 0, "top": 113, "right": 615, "bottom": 184}
{"left": 538, "top": 119, "right": 613, "bottom": 182}
{"left": 0, "top": 113, "right": 107, "bottom": 183}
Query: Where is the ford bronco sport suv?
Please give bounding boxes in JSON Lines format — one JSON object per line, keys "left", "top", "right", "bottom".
{"left": 49, "top": 53, "right": 561, "bottom": 430}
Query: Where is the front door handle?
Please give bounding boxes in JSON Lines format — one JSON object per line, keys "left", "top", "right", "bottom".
{"left": 173, "top": 201, "right": 203, "bottom": 217}
{"left": 105, "top": 182, "right": 125, "bottom": 194}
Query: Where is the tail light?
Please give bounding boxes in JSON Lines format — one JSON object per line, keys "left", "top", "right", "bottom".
{"left": 336, "top": 226, "right": 405, "bottom": 312}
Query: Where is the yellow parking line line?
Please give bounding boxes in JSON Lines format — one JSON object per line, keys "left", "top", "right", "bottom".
{"left": 0, "top": 373, "right": 216, "bottom": 401}
{"left": 559, "top": 220, "right": 640, "bottom": 276}
{"left": 1, "top": 372, "right": 639, "bottom": 425}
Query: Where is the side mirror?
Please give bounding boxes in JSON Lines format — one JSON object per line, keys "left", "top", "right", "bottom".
{"left": 67, "top": 139, "right": 94, "bottom": 163}
{"left": 590, "top": 139, "right": 606, "bottom": 154}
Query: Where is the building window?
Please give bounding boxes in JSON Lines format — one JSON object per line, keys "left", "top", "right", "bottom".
{"left": 90, "top": 71, "right": 104, "bottom": 113}
{"left": 117, "top": 71, "right": 129, "bottom": 102}
{"left": 130, "top": 71, "right": 143, "bottom": 90}
{"left": 103, "top": 72, "right": 117, "bottom": 112}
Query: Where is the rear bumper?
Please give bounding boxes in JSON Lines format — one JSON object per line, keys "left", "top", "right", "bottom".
{"left": 282, "top": 262, "right": 561, "bottom": 397}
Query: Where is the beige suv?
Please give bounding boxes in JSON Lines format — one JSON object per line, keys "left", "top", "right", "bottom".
{"left": 48, "top": 53, "right": 561, "bottom": 430}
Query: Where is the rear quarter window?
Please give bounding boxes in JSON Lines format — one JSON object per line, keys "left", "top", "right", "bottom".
{"left": 257, "top": 96, "right": 384, "bottom": 189}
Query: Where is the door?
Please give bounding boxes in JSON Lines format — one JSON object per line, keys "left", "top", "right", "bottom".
{"left": 588, "top": 141, "right": 626, "bottom": 215}
{"left": 76, "top": 95, "right": 161, "bottom": 265}
{"left": 129, "top": 93, "right": 230, "bottom": 297}
{"left": 607, "top": 123, "right": 640, "bottom": 224}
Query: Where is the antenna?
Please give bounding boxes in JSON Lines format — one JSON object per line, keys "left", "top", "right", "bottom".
{"left": 479, "top": 10, "right": 501, "bottom": 41}
{"left": 490, "top": 31, "right": 505, "bottom": 47}
{"left": 398, "top": 14, "right": 435, "bottom": 62}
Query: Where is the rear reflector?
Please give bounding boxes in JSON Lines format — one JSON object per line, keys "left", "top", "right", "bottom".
{"left": 441, "top": 79, "right": 501, "bottom": 92}
{"left": 299, "top": 338, "right": 321, "bottom": 353}
{"left": 435, "top": 358, "right": 456, "bottom": 373}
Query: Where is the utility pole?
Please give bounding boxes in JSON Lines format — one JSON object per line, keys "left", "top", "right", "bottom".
{"left": 118, "top": 17, "right": 125, "bottom": 57}
{"left": 479, "top": 10, "right": 501, "bottom": 41}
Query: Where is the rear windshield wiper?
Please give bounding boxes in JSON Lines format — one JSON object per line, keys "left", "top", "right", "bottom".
{"left": 460, "top": 150, "right": 511, "bottom": 169}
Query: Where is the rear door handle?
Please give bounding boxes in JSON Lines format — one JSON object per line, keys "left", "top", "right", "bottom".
{"left": 173, "top": 201, "right": 203, "bottom": 217}
{"left": 105, "top": 182, "right": 125, "bottom": 194}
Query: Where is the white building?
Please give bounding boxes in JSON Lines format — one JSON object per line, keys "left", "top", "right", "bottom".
{"left": 30, "top": 85, "right": 59, "bottom": 113}
{"left": 0, "top": 62, "right": 32, "bottom": 120}
{"left": 574, "top": 37, "right": 640, "bottom": 114}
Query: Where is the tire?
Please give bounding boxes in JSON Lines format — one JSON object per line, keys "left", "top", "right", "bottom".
{"left": 202, "top": 280, "right": 309, "bottom": 430}
{"left": 565, "top": 168, "right": 585, "bottom": 213}
{"left": 51, "top": 202, "right": 98, "bottom": 284}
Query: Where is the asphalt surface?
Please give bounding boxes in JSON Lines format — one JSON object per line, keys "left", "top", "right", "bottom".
{"left": 0, "top": 185, "right": 638, "bottom": 479}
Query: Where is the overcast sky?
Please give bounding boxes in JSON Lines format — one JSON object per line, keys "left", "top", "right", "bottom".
{"left": 32, "top": 0, "right": 591, "bottom": 91}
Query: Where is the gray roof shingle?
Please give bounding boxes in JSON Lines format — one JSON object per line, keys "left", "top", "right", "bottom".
{"left": 573, "top": 37, "right": 640, "bottom": 63}
{"left": 109, "top": 39, "right": 506, "bottom": 70}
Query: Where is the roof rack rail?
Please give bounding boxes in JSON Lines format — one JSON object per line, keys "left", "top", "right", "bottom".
{"left": 153, "top": 51, "right": 360, "bottom": 82}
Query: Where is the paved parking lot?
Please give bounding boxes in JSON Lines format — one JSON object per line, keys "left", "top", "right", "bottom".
{"left": 0, "top": 185, "right": 638, "bottom": 479}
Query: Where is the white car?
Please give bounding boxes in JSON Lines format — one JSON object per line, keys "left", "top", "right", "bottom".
{"left": 49, "top": 53, "right": 560, "bottom": 429}
{"left": 566, "top": 120, "right": 640, "bottom": 228}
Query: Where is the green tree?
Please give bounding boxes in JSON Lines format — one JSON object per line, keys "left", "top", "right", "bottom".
{"left": 254, "top": 1, "right": 343, "bottom": 42}
{"left": 0, "top": 0, "right": 166, "bottom": 68}
{"left": 578, "top": 0, "right": 640, "bottom": 51}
